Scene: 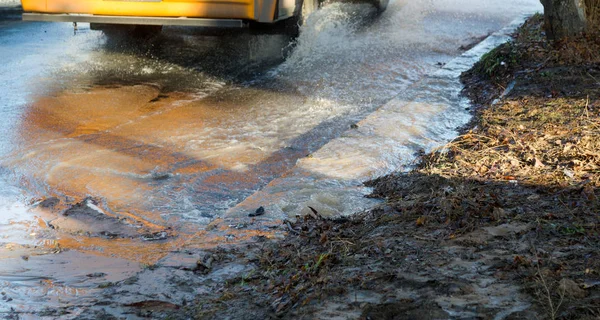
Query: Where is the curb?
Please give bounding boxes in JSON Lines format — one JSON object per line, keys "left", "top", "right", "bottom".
{"left": 222, "top": 13, "right": 539, "bottom": 222}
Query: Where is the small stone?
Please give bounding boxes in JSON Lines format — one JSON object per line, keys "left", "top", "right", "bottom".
{"left": 559, "top": 278, "right": 587, "bottom": 298}
{"left": 196, "top": 256, "right": 214, "bottom": 273}
{"left": 249, "top": 206, "right": 265, "bottom": 217}
{"left": 141, "top": 231, "right": 168, "bottom": 241}
{"left": 86, "top": 272, "right": 107, "bottom": 278}
{"left": 123, "top": 276, "right": 138, "bottom": 285}
{"left": 492, "top": 207, "right": 506, "bottom": 219}
{"left": 39, "top": 197, "right": 60, "bottom": 209}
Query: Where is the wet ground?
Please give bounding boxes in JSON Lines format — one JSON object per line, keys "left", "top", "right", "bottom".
{"left": 0, "top": 0, "right": 541, "bottom": 317}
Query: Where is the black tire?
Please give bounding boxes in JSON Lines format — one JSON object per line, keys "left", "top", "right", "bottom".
{"left": 249, "top": 0, "right": 320, "bottom": 37}
{"left": 375, "top": 0, "right": 389, "bottom": 12}
{"left": 284, "top": 0, "right": 320, "bottom": 36}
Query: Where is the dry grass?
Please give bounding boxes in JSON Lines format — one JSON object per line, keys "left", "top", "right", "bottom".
{"left": 447, "top": 14, "right": 600, "bottom": 192}
{"left": 421, "top": 96, "right": 600, "bottom": 189}
{"left": 585, "top": 0, "right": 600, "bottom": 27}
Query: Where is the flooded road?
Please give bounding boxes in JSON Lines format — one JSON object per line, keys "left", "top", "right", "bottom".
{"left": 0, "top": 0, "right": 541, "bottom": 317}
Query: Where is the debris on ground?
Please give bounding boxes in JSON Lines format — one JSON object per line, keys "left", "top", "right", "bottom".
{"left": 174, "top": 14, "right": 600, "bottom": 320}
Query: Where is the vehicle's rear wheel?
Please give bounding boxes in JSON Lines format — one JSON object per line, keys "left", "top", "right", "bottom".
{"left": 374, "top": 0, "right": 388, "bottom": 12}
{"left": 282, "top": 0, "right": 319, "bottom": 36}
{"left": 248, "top": 0, "right": 320, "bottom": 36}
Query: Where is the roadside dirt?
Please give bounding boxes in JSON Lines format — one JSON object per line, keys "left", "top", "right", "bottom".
{"left": 167, "top": 14, "right": 599, "bottom": 320}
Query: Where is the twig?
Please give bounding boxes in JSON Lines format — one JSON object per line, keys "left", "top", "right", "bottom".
{"left": 532, "top": 244, "right": 564, "bottom": 320}
{"left": 584, "top": 95, "right": 590, "bottom": 119}
{"left": 284, "top": 220, "right": 300, "bottom": 235}
{"left": 414, "top": 235, "right": 437, "bottom": 242}
{"left": 587, "top": 72, "right": 600, "bottom": 86}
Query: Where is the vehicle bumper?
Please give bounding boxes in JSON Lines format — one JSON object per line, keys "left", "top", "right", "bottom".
{"left": 22, "top": 12, "right": 247, "bottom": 27}
{"left": 21, "top": 0, "right": 280, "bottom": 23}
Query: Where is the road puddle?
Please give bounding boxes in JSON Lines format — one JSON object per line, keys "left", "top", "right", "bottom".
{"left": 0, "top": 0, "right": 542, "bottom": 316}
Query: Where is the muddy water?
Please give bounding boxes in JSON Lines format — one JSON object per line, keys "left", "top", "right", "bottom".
{"left": 0, "top": 0, "right": 541, "bottom": 316}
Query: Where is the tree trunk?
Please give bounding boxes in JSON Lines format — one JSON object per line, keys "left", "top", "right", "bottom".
{"left": 540, "top": 0, "right": 588, "bottom": 40}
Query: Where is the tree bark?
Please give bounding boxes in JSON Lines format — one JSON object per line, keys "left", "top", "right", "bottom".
{"left": 540, "top": 0, "right": 588, "bottom": 40}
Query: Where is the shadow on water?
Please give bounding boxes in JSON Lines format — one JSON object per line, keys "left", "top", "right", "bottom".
{"left": 86, "top": 1, "right": 384, "bottom": 90}
{"left": 97, "top": 26, "right": 297, "bottom": 85}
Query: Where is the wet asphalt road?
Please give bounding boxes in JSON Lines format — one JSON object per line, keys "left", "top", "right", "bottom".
{"left": 1, "top": 1, "right": 540, "bottom": 225}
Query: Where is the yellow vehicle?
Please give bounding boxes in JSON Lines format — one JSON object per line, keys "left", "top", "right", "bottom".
{"left": 21, "top": 0, "right": 387, "bottom": 34}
